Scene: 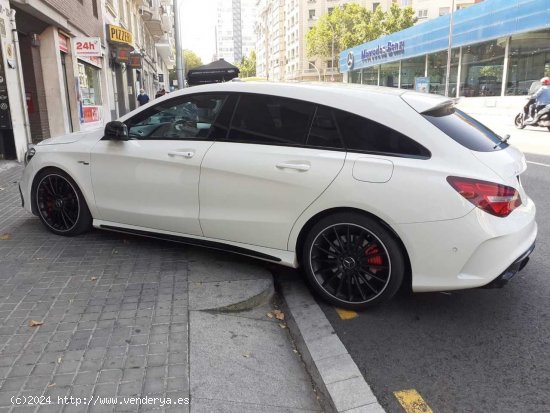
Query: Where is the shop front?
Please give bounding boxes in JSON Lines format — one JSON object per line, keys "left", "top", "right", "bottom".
{"left": 341, "top": 0, "right": 550, "bottom": 98}
{"left": 106, "top": 24, "right": 134, "bottom": 118}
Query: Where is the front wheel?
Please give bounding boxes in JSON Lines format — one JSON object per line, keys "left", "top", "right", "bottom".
{"left": 301, "top": 212, "right": 405, "bottom": 310}
{"left": 515, "top": 113, "right": 526, "bottom": 129}
{"left": 34, "top": 168, "right": 92, "bottom": 236}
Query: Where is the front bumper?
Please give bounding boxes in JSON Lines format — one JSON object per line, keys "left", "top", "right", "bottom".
{"left": 482, "top": 241, "right": 535, "bottom": 288}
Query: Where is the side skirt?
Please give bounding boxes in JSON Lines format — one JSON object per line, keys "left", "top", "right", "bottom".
{"left": 95, "top": 222, "right": 299, "bottom": 266}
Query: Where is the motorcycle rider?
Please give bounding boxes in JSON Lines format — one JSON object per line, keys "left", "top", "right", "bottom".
{"left": 524, "top": 76, "right": 550, "bottom": 123}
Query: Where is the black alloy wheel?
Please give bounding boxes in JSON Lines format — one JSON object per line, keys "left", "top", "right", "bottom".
{"left": 302, "top": 213, "right": 405, "bottom": 310}
{"left": 34, "top": 169, "right": 92, "bottom": 236}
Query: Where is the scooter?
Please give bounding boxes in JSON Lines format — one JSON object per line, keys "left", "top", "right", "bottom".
{"left": 515, "top": 103, "right": 550, "bottom": 131}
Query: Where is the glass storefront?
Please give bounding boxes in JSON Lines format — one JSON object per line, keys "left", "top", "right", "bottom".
{"left": 380, "top": 62, "right": 400, "bottom": 87}
{"left": 427, "top": 49, "right": 459, "bottom": 96}
{"left": 460, "top": 39, "right": 505, "bottom": 97}
{"left": 350, "top": 69, "right": 361, "bottom": 84}
{"left": 506, "top": 30, "right": 550, "bottom": 95}
{"left": 78, "top": 61, "right": 103, "bottom": 125}
{"left": 346, "top": 28, "right": 550, "bottom": 98}
{"left": 361, "top": 66, "right": 378, "bottom": 85}
{"left": 400, "top": 56, "right": 425, "bottom": 90}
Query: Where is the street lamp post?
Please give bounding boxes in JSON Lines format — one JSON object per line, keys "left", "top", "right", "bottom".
{"left": 444, "top": 0, "right": 456, "bottom": 97}
{"left": 308, "top": 62, "right": 321, "bottom": 81}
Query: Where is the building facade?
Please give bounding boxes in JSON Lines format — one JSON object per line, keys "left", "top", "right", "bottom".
{"left": 341, "top": 0, "right": 550, "bottom": 99}
{"left": 255, "top": 0, "right": 483, "bottom": 82}
{"left": 216, "top": 0, "right": 257, "bottom": 64}
{"left": 0, "top": 0, "right": 174, "bottom": 161}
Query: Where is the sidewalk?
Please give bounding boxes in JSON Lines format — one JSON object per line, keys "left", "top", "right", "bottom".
{"left": 0, "top": 163, "right": 322, "bottom": 412}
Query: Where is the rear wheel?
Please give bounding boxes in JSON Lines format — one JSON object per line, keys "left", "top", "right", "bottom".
{"left": 34, "top": 169, "right": 92, "bottom": 236}
{"left": 515, "top": 113, "right": 526, "bottom": 129}
{"left": 302, "top": 212, "right": 405, "bottom": 310}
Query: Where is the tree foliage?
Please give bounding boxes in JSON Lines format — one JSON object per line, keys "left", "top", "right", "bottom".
{"left": 237, "top": 51, "right": 257, "bottom": 78}
{"left": 306, "top": 3, "right": 416, "bottom": 61}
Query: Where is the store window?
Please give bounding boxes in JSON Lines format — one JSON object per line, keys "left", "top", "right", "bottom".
{"left": 380, "top": 62, "right": 400, "bottom": 88}
{"left": 78, "top": 62, "right": 102, "bottom": 125}
{"left": 460, "top": 39, "right": 505, "bottom": 97}
{"left": 350, "top": 70, "right": 361, "bottom": 84}
{"left": 506, "top": 30, "right": 550, "bottom": 96}
{"left": 400, "top": 56, "right": 425, "bottom": 89}
{"left": 361, "top": 66, "right": 378, "bottom": 85}
{"left": 427, "top": 48, "right": 459, "bottom": 96}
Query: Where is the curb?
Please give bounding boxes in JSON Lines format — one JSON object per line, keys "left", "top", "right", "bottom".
{"left": 278, "top": 275, "right": 386, "bottom": 413}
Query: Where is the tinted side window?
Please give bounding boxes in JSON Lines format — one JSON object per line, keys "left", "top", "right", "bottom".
{"left": 125, "top": 94, "right": 226, "bottom": 140}
{"left": 306, "top": 106, "right": 343, "bottom": 149}
{"left": 334, "top": 109, "right": 431, "bottom": 158}
{"left": 210, "top": 94, "right": 238, "bottom": 140}
{"left": 226, "top": 94, "right": 315, "bottom": 145}
{"left": 423, "top": 107, "right": 505, "bottom": 152}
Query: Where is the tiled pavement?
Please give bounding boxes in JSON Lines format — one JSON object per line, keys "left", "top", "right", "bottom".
{"left": 0, "top": 162, "right": 322, "bottom": 413}
{"left": 0, "top": 163, "right": 189, "bottom": 412}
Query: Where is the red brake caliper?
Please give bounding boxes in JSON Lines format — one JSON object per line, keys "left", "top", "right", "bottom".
{"left": 364, "top": 244, "right": 383, "bottom": 267}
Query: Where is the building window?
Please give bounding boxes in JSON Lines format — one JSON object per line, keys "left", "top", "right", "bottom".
{"left": 417, "top": 9, "right": 428, "bottom": 19}
{"left": 427, "top": 49, "right": 460, "bottom": 96}
{"left": 439, "top": 7, "right": 450, "bottom": 16}
{"left": 372, "top": 2, "right": 380, "bottom": 11}
{"left": 461, "top": 39, "right": 505, "bottom": 97}
{"left": 78, "top": 62, "right": 102, "bottom": 125}
{"left": 92, "top": 0, "right": 98, "bottom": 17}
{"left": 361, "top": 66, "right": 378, "bottom": 85}
{"left": 328, "top": 7, "right": 334, "bottom": 14}
{"left": 309, "top": 9, "right": 315, "bottom": 20}
{"left": 400, "top": 56, "right": 426, "bottom": 89}
{"left": 380, "top": 62, "right": 400, "bottom": 88}
{"left": 507, "top": 30, "right": 550, "bottom": 96}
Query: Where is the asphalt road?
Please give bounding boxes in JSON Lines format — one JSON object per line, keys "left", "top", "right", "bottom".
{"left": 318, "top": 152, "right": 550, "bottom": 413}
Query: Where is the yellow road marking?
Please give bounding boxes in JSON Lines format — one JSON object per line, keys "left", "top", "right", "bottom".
{"left": 394, "top": 389, "right": 433, "bottom": 413}
{"left": 335, "top": 308, "right": 358, "bottom": 320}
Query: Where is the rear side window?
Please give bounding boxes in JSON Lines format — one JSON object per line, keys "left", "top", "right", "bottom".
{"left": 306, "top": 106, "right": 343, "bottom": 149}
{"left": 423, "top": 106, "right": 505, "bottom": 151}
{"left": 334, "top": 109, "right": 430, "bottom": 158}
{"left": 226, "top": 94, "right": 315, "bottom": 146}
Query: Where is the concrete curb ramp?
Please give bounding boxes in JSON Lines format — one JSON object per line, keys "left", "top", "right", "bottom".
{"left": 279, "top": 277, "right": 386, "bottom": 413}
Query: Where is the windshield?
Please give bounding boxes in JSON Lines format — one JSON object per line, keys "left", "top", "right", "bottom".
{"left": 423, "top": 106, "right": 507, "bottom": 152}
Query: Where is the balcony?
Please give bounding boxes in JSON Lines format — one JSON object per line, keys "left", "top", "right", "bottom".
{"left": 155, "top": 34, "right": 175, "bottom": 68}
{"left": 141, "top": 5, "right": 164, "bottom": 37}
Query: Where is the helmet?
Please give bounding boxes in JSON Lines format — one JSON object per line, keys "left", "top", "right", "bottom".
{"left": 541, "top": 77, "right": 550, "bottom": 85}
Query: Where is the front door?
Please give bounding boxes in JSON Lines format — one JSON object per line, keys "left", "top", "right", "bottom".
{"left": 91, "top": 93, "right": 227, "bottom": 236}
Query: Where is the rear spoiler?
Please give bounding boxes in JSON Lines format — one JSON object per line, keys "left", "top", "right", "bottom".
{"left": 400, "top": 90, "right": 460, "bottom": 114}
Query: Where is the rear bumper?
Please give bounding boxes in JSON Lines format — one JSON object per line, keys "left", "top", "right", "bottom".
{"left": 482, "top": 241, "right": 535, "bottom": 288}
{"left": 396, "top": 196, "right": 537, "bottom": 292}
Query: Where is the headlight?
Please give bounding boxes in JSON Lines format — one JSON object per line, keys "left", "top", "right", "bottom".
{"left": 24, "top": 145, "right": 36, "bottom": 166}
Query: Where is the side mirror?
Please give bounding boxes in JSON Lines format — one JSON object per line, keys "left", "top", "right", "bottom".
{"left": 104, "top": 121, "right": 129, "bottom": 141}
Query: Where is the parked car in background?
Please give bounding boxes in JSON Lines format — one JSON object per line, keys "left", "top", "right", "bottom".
{"left": 20, "top": 82, "right": 537, "bottom": 309}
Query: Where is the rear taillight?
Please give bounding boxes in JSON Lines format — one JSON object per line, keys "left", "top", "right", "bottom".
{"left": 447, "top": 176, "right": 522, "bottom": 218}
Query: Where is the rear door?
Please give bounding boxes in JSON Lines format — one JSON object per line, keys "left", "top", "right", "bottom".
{"left": 199, "top": 94, "right": 346, "bottom": 250}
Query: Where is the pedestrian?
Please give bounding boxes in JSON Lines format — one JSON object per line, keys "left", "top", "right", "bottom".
{"left": 137, "top": 89, "right": 149, "bottom": 106}
{"left": 155, "top": 87, "right": 166, "bottom": 99}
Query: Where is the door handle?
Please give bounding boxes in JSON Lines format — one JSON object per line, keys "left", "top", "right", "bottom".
{"left": 168, "top": 150, "right": 195, "bottom": 158}
{"left": 276, "top": 162, "right": 310, "bottom": 172}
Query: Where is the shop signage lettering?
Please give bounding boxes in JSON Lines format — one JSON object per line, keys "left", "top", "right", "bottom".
{"left": 361, "top": 41, "right": 405, "bottom": 61}
{"left": 107, "top": 25, "right": 133, "bottom": 45}
{"left": 128, "top": 54, "right": 142, "bottom": 69}
{"left": 58, "top": 33, "right": 69, "bottom": 53}
{"left": 74, "top": 37, "right": 102, "bottom": 57}
{"left": 116, "top": 47, "right": 132, "bottom": 62}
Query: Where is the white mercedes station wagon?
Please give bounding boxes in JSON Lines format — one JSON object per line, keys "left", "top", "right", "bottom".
{"left": 19, "top": 82, "right": 537, "bottom": 309}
